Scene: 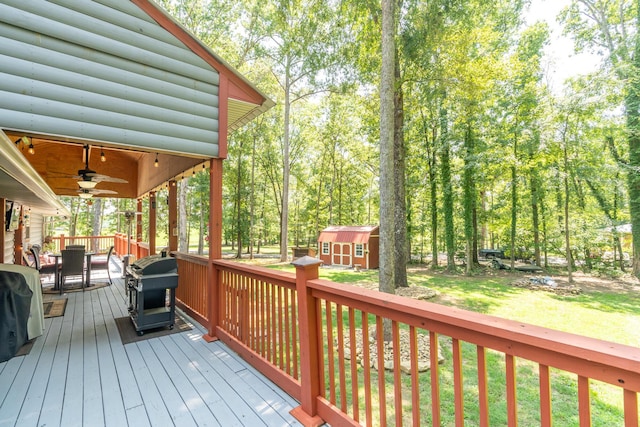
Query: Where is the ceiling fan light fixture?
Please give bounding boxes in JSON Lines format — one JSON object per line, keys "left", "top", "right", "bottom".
{"left": 78, "top": 191, "right": 93, "bottom": 199}
{"left": 78, "top": 180, "right": 98, "bottom": 189}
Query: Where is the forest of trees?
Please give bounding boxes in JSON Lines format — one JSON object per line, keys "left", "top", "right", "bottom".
{"left": 51, "top": 0, "right": 640, "bottom": 280}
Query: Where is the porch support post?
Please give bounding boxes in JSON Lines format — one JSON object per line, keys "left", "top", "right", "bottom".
{"left": 136, "top": 198, "right": 143, "bottom": 259}
{"left": 149, "top": 191, "right": 157, "bottom": 255}
{"left": 168, "top": 180, "right": 178, "bottom": 252}
{"left": 14, "top": 205, "right": 24, "bottom": 264}
{"left": 0, "top": 198, "right": 5, "bottom": 263}
{"left": 290, "top": 256, "right": 324, "bottom": 427}
{"left": 204, "top": 158, "right": 223, "bottom": 342}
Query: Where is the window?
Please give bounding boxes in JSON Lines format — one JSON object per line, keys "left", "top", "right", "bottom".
{"left": 322, "top": 242, "right": 330, "bottom": 255}
{"left": 355, "top": 244, "right": 364, "bottom": 257}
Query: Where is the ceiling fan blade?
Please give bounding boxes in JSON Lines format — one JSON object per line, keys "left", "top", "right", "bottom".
{"left": 90, "top": 174, "right": 128, "bottom": 184}
{"left": 76, "top": 188, "right": 118, "bottom": 195}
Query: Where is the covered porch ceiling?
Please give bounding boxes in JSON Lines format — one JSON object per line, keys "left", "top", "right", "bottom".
{"left": 3, "top": 130, "right": 206, "bottom": 200}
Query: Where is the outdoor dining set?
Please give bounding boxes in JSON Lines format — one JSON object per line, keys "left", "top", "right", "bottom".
{"left": 28, "top": 245, "right": 114, "bottom": 294}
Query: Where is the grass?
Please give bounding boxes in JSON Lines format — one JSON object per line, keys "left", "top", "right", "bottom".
{"left": 264, "top": 261, "right": 640, "bottom": 425}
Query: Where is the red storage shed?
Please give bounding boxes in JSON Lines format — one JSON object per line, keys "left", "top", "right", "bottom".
{"left": 317, "top": 225, "right": 379, "bottom": 269}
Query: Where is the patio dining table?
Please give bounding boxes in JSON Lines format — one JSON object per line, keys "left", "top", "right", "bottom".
{"left": 48, "top": 252, "right": 95, "bottom": 290}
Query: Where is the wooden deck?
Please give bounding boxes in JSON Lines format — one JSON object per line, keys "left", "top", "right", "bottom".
{"left": 0, "top": 266, "right": 302, "bottom": 427}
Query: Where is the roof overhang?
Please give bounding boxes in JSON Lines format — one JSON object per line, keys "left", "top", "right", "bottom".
{"left": 0, "top": 130, "right": 69, "bottom": 215}
{"left": 0, "top": 0, "right": 274, "bottom": 203}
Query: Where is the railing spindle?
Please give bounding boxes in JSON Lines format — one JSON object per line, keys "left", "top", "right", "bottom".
{"left": 349, "top": 307, "right": 359, "bottom": 422}
{"left": 393, "top": 321, "right": 402, "bottom": 426}
{"left": 291, "top": 289, "right": 299, "bottom": 380}
{"left": 624, "top": 388, "right": 638, "bottom": 427}
{"left": 506, "top": 354, "right": 517, "bottom": 426}
{"left": 376, "top": 316, "right": 386, "bottom": 425}
{"left": 430, "top": 331, "right": 441, "bottom": 426}
{"left": 453, "top": 338, "right": 464, "bottom": 426}
{"left": 539, "top": 364, "right": 552, "bottom": 427}
{"left": 410, "top": 326, "right": 420, "bottom": 427}
{"left": 336, "top": 304, "right": 347, "bottom": 412}
{"left": 477, "top": 345, "right": 489, "bottom": 427}
{"left": 326, "top": 301, "right": 336, "bottom": 403}
{"left": 578, "top": 375, "right": 591, "bottom": 426}
{"left": 361, "top": 312, "right": 373, "bottom": 427}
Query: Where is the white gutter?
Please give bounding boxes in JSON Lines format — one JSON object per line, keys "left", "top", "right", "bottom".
{"left": 0, "top": 130, "right": 69, "bottom": 216}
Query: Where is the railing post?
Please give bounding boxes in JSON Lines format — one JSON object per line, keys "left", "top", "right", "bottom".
{"left": 290, "top": 256, "right": 324, "bottom": 427}
{"left": 203, "top": 260, "right": 220, "bottom": 342}
{"left": 204, "top": 158, "right": 223, "bottom": 342}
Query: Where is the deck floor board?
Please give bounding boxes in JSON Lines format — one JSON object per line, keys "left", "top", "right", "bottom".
{"left": 0, "top": 270, "right": 302, "bottom": 427}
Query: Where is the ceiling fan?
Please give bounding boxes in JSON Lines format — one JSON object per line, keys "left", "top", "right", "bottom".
{"left": 75, "top": 144, "right": 128, "bottom": 189}
{"left": 77, "top": 188, "right": 118, "bottom": 199}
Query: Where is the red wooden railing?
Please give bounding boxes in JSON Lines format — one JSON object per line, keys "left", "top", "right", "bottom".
{"left": 174, "top": 253, "right": 209, "bottom": 327}
{"left": 114, "top": 233, "right": 150, "bottom": 261}
{"left": 173, "top": 257, "right": 639, "bottom": 427}
{"left": 51, "top": 234, "right": 114, "bottom": 254}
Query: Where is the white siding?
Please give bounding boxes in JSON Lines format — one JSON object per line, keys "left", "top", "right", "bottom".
{"left": 3, "top": 230, "right": 14, "bottom": 264}
{"left": 0, "top": 0, "right": 221, "bottom": 157}
{"left": 26, "top": 211, "right": 44, "bottom": 249}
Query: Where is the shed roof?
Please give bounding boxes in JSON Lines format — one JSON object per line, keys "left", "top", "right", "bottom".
{"left": 318, "top": 226, "right": 379, "bottom": 244}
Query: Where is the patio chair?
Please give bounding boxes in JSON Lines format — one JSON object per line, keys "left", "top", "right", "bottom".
{"left": 59, "top": 249, "right": 85, "bottom": 294}
{"left": 66, "top": 245, "right": 85, "bottom": 250}
{"left": 30, "top": 245, "right": 60, "bottom": 290}
{"left": 90, "top": 246, "right": 114, "bottom": 285}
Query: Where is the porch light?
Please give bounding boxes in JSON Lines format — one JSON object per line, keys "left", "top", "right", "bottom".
{"left": 15, "top": 136, "right": 35, "bottom": 154}
{"left": 154, "top": 153, "right": 159, "bottom": 167}
{"left": 78, "top": 180, "right": 98, "bottom": 189}
{"left": 100, "top": 147, "right": 106, "bottom": 162}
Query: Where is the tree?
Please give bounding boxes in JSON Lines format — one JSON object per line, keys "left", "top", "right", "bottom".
{"left": 254, "top": 0, "right": 344, "bottom": 262}
{"left": 561, "top": 0, "right": 640, "bottom": 275}
{"left": 380, "top": 0, "right": 396, "bottom": 297}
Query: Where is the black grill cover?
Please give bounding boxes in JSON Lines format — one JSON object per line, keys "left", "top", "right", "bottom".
{"left": 0, "top": 271, "right": 33, "bottom": 362}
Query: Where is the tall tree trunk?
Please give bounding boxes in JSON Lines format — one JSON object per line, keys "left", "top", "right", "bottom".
{"left": 198, "top": 192, "right": 204, "bottom": 255}
{"left": 563, "top": 136, "right": 573, "bottom": 283}
{"left": 510, "top": 131, "right": 518, "bottom": 270}
{"left": 91, "top": 198, "right": 102, "bottom": 253}
{"left": 393, "top": 50, "right": 408, "bottom": 288}
{"left": 236, "top": 146, "right": 243, "bottom": 259}
{"left": 249, "top": 133, "right": 257, "bottom": 260}
{"left": 440, "top": 101, "right": 455, "bottom": 271}
{"left": 420, "top": 108, "right": 438, "bottom": 269}
{"left": 178, "top": 179, "right": 189, "bottom": 253}
{"left": 541, "top": 197, "right": 548, "bottom": 268}
{"left": 627, "top": 14, "right": 640, "bottom": 275}
{"left": 463, "top": 120, "right": 475, "bottom": 275}
{"left": 280, "top": 62, "right": 291, "bottom": 262}
{"left": 530, "top": 171, "right": 542, "bottom": 267}
{"left": 429, "top": 136, "right": 438, "bottom": 269}
{"left": 379, "top": 0, "right": 396, "bottom": 298}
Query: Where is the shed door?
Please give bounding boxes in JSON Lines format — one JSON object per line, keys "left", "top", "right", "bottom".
{"left": 332, "top": 243, "right": 351, "bottom": 266}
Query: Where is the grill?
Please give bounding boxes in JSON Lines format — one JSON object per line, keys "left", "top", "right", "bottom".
{"left": 126, "top": 255, "right": 178, "bottom": 335}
